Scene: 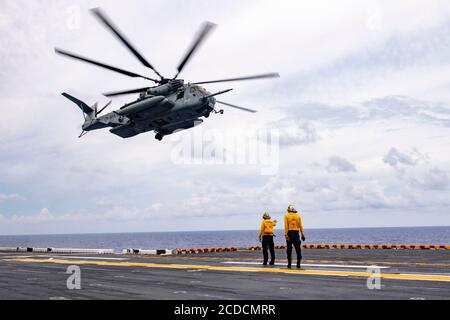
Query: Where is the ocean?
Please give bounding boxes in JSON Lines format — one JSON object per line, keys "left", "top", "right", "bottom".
{"left": 0, "top": 226, "right": 449, "bottom": 252}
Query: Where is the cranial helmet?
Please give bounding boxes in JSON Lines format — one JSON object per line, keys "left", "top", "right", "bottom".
{"left": 262, "top": 212, "right": 271, "bottom": 219}
{"left": 287, "top": 204, "right": 298, "bottom": 213}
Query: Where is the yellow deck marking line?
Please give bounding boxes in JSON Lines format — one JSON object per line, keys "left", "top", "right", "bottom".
{"left": 4, "top": 257, "right": 450, "bottom": 283}
{"left": 141, "top": 255, "right": 450, "bottom": 267}
{"left": 300, "top": 259, "right": 450, "bottom": 267}
{"left": 307, "top": 258, "right": 441, "bottom": 267}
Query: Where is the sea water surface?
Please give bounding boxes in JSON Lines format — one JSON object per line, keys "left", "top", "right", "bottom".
{"left": 0, "top": 226, "right": 449, "bottom": 252}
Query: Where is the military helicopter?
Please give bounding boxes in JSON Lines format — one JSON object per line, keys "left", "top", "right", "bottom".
{"left": 56, "top": 8, "right": 279, "bottom": 141}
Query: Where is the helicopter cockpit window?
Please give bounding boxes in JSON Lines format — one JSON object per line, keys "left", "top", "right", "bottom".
{"left": 176, "top": 90, "right": 185, "bottom": 100}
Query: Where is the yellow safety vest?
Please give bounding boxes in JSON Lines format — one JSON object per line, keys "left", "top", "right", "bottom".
{"left": 284, "top": 213, "right": 305, "bottom": 237}
{"left": 259, "top": 219, "right": 276, "bottom": 237}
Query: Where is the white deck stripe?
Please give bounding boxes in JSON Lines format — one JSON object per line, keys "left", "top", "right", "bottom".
{"left": 42, "top": 255, "right": 128, "bottom": 261}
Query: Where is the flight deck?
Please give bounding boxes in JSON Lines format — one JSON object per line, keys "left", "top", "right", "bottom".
{"left": 0, "top": 248, "right": 449, "bottom": 300}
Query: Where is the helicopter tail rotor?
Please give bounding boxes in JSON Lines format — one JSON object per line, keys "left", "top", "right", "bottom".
{"left": 62, "top": 92, "right": 98, "bottom": 122}
{"left": 62, "top": 92, "right": 94, "bottom": 115}
{"left": 96, "top": 100, "right": 112, "bottom": 116}
{"left": 61, "top": 93, "right": 95, "bottom": 138}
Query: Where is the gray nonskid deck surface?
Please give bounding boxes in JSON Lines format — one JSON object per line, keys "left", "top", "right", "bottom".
{"left": 0, "top": 249, "right": 449, "bottom": 300}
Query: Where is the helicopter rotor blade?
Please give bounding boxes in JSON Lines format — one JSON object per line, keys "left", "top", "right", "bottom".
{"left": 194, "top": 73, "right": 280, "bottom": 85}
{"left": 97, "top": 100, "right": 112, "bottom": 116}
{"left": 91, "top": 7, "right": 164, "bottom": 80}
{"left": 55, "top": 48, "right": 158, "bottom": 82}
{"left": 103, "top": 87, "right": 150, "bottom": 97}
{"left": 216, "top": 100, "right": 258, "bottom": 113}
{"left": 203, "top": 88, "right": 233, "bottom": 99}
{"left": 174, "top": 21, "right": 216, "bottom": 79}
{"left": 93, "top": 102, "right": 99, "bottom": 114}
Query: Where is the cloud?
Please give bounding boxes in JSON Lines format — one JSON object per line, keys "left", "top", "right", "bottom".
{"left": 8, "top": 204, "right": 167, "bottom": 225}
{"left": 0, "top": 194, "right": 22, "bottom": 202}
{"left": 285, "top": 101, "right": 361, "bottom": 125}
{"left": 383, "top": 147, "right": 426, "bottom": 169}
{"left": 12, "top": 208, "right": 67, "bottom": 223}
{"left": 410, "top": 168, "right": 450, "bottom": 191}
{"left": 258, "top": 175, "right": 297, "bottom": 206}
{"left": 284, "top": 96, "right": 450, "bottom": 129}
{"left": 254, "top": 174, "right": 423, "bottom": 213}
{"left": 269, "top": 118, "right": 319, "bottom": 146}
{"left": 327, "top": 156, "right": 357, "bottom": 173}
{"left": 383, "top": 148, "right": 417, "bottom": 167}
{"left": 363, "top": 96, "right": 450, "bottom": 125}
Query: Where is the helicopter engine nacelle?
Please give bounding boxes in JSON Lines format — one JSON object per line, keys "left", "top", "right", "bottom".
{"left": 147, "top": 80, "right": 184, "bottom": 96}
{"left": 117, "top": 96, "right": 168, "bottom": 115}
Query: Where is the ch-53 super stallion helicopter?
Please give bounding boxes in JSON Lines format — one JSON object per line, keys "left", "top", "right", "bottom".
{"left": 56, "top": 8, "right": 279, "bottom": 141}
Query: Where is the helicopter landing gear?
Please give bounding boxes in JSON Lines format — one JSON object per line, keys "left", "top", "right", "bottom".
{"left": 155, "top": 133, "right": 164, "bottom": 141}
{"left": 213, "top": 109, "right": 224, "bottom": 115}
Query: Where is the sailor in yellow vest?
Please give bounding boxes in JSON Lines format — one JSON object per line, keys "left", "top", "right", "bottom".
{"left": 284, "top": 204, "right": 306, "bottom": 269}
{"left": 258, "top": 212, "right": 277, "bottom": 266}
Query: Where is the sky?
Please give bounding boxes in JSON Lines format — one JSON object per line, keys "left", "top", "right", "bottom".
{"left": 1, "top": 0, "right": 450, "bottom": 235}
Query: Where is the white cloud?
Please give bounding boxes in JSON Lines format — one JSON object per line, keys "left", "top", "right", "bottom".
{"left": 0, "top": 194, "right": 22, "bottom": 202}
{"left": 383, "top": 148, "right": 422, "bottom": 168}
{"left": 410, "top": 168, "right": 450, "bottom": 191}
{"left": 327, "top": 156, "right": 357, "bottom": 173}
{"left": 270, "top": 119, "right": 319, "bottom": 146}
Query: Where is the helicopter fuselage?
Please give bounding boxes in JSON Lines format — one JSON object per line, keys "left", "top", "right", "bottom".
{"left": 81, "top": 82, "right": 217, "bottom": 140}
